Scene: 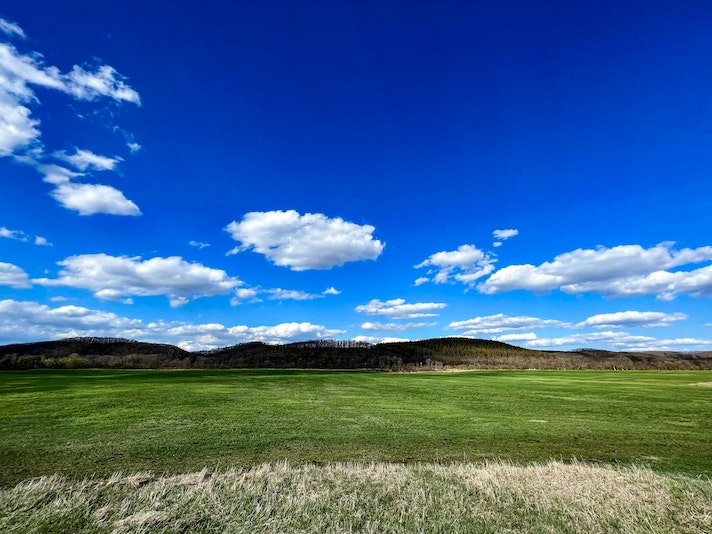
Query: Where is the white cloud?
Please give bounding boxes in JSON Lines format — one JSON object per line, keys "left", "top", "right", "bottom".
{"left": 0, "top": 299, "right": 143, "bottom": 343}
{"left": 189, "top": 241, "right": 211, "bottom": 249}
{"left": 415, "top": 244, "right": 495, "bottom": 287}
{"left": 493, "top": 332, "right": 538, "bottom": 342}
{"left": 449, "top": 313, "right": 570, "bottom": 335}
{"left": 34, "top": 254, "right": 241, "bottom": 306}
{"left": 0, "top": 21, "right": 140, "bottom": 215}
{"left": 232, "top": 285, "right": 341, "bottom": 304}
{"left": 51, "top": 182, "right": 141, "bottom": 216}
{"left": 323, "top": 287, "right": 341, "bottom": 295}
{"left": 164, "top": 321, "right": 346, "bottom": 351}
{"left": 0, "top": 298, "right": 345, "bottom": 349}
{"left": 54, "top": 148, "right": 123, "bottom": 171}
{"left": 577, "top": 311, "right": 687, "bottom": 329}
{"left": 493, "top": 229, "right": 519, "bottom": 240}
{"left": 480, "top": 242, "right": 712, "bottom": 300}
{"left": 361, "top": 321, "right": 433, "bottom": 332}
{"left": 268, "top": 288, "right": 322, "bottom": 301}
{"left": 225, "top": 210, "right": 384, "bottom": 270}
{"left": 0, "top": 226, "right": 51, "bottom": 245}
{"left": 351, "top": 335, "right": 410, "bottom": 345}
{"left": 355, "top": 298, "right": 446, "bottom": 319}
{"left": 232, "top": 287, "right": 261, "bottom": 302}
{"left": 36, "top": 163, "right": 81, "bottom": 185}
{"left": 62, "top": 64, "right": 140, "bottom": 104}
{"left": 0, "top": 226, "right": 27, "bottom": 241}
{"left": 0, "top": 262, "right": 31, "bottom": 288}
{"left": 524, "top": 331, "right": 712, "bottom": 352}
{"left": 0, "top": 18, "right": 25, "bottom": 39}
{"left": 127, "top": 142, "right": 141, "bottom": 153}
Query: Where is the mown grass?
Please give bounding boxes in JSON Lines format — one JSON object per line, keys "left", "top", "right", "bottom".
{"left": 1, "top": 369, "right": 710, "bottom": 488}
{"left": 1, "top": 461, "right": 711, "bottom": 533}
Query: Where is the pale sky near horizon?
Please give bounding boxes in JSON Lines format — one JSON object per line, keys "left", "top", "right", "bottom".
{"left": 2, "top": 1, "right": 712, "bottom": 351}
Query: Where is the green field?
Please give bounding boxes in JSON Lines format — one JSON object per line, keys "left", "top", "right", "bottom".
{"left": 1, "top": 369, "right": 710, "bottom": 487}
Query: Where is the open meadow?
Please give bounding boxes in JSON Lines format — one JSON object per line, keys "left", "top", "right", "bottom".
{"left": 1, "top": 369, "right": 711, "bottom": 532}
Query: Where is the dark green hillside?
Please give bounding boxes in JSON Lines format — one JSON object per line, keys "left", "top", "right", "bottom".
{"left": 0, "top": 336, "right": 711, "bottom": 370}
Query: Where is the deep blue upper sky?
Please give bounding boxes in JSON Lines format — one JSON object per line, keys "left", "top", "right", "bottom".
{"left": 1, "top": 1, "right": 711, "bottom": 350}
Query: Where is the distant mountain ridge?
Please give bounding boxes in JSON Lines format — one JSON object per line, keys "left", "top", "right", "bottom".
{"left": 1, "top": 336, "right": 711, "bottom": 370}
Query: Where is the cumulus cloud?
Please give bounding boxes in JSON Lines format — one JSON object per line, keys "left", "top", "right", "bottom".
{"left": 361, "top": 321, "right": 433, "bottom": 332}
{"left": 355, "top": 298, "right": 446, "bottom": 319}
{"left": 0, "top": 19, "right": 141, "bottom": 215}
{"left": 524, "top": 331, "right": 712, "bottom": 352}
{"left": 415, "top": 244, "right": 496, "bottom": 287}
{"left": 577, "top": 311, "right": 687, "bottom": 329}
{"left": 225, "top": 210, "right": 384, "bottom": 270}
{"left": 0, "top": 299, "right": 143, "bottom": 343}
{"left": 34, "top": 254, "right": 241, "bottom": 306}
{"left": 50, "top": 182, "right": 141, "bottom": 216}
{"left": 0, "top": 262, "right": 31, "bottom": 288}
{"left": 0, "top": 298, "right": 345, "bottom": 349}
{"left": 160, "top": 321, "right": 346, "bottom": 351}
{"left": 449, "top": 314, "right": 570, "bottom": 335}
{"left": 480, "top": 242, "right": 712, "bottom": 300}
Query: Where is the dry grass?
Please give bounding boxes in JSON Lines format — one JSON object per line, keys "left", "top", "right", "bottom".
{"left": 1, "top": 461, "right": 710, "bottom": 533}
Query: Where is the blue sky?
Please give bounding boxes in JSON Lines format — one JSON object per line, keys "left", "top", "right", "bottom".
{"left": 1, "top": 1, "right": 712, "bottom": 351}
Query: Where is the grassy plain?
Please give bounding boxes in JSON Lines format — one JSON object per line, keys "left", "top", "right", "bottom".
{"left": 1, "top": 369, "right": 710, "bottom": 487}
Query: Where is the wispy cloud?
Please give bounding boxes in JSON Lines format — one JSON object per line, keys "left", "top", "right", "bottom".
{"left": 0, "top": 18, "right": 25, "bottom": 39}
{"left": 361, "top": 321, "right": 433, "bottom": 332}
{"left": 231, "top": 285, "right": 342, "bottom": 305}
{"left": 577, "top": 311, "right": 687, "bottom": 329}
{"left": 415, "top": 244, "right": 496, "bottom": 287}
{"left": 0, "top": 226, "right": 52, "bottom": 245}
{"left": 356, "top": 298, "right": 446, "bottom": 319}
{"left": 225, "top": 210, "right": 384, "bottom": 270}
{"left": 449, "top": 314, "right": 570, "bottom": 335}
{"left": 492, "top": 228, "right": 519, "bottom": 248}
{"left": 493, "top": 229, "right": 519, "bottom": 240}
{"left": 0, "top": 226, "right": 26, "bottom": 241}
{"left": 351, "top": 335, "right": 410, "bottom": 344}
{"left": 54, "top": 149, "right": 123, "bottom": 171}
{"left": 0, "top": 19, "right": 141, "bottom": 215}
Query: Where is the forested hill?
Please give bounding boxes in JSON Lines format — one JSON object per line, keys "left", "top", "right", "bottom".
{"left": 1, "top": 336, "right": 711, "bottom": 370}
